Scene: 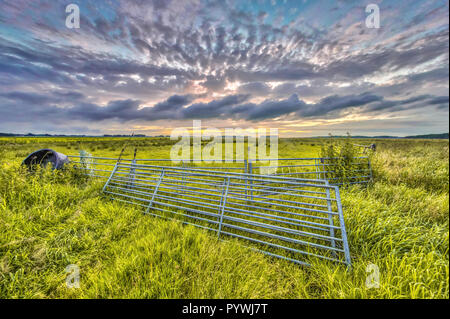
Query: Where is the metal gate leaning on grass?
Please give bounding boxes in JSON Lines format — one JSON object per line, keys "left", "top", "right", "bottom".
{"left": 102, "top": 162, "right": 351, "bottom": 267}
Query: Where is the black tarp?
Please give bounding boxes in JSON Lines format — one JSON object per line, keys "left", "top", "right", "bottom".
{"left": 22, "top": 149, "right": 69, "bottom": 170}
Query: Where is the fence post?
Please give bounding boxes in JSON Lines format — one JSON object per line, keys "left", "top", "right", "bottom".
{"left": 79, "top": 150, "right": 86, "bottom": 172}
{"left": 325, "top": 181, "right": 336, "bottom": 256}
{"left": 79, "top": 150, "right": 94, "bottom": 176}
{"left": 217, "top": 177, "right": 231, "bottom": 238}
{"left": 145, "top": 168, "right": 165, "bottom": 214}
{"left": 368, "top": 158, "right": 373, "bottom": 182}
{"left": 335, "top": 186, "right": 351, "bottom": 268}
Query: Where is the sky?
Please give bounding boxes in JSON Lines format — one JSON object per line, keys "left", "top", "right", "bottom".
{"left": 0, "top": 0, "right": 448, "bottom": 137}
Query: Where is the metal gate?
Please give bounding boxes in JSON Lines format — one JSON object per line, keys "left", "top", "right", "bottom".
{"left": 68, "top": 155, "right": 247, "bottom": 178}
{"left": 68, "top": 154, "right": 372, "bottom": 186}
{"left": 249, "top": 157, "right": 372, "bottom": 186}
{"left": 102, "top": 163, "right": 351, "bottom": 267}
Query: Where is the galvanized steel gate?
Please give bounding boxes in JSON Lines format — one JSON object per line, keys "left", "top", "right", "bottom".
{"left": 102, "top": 162, "right": 351, "bottom": 267}
{"left": 68, "top": 154, "right": 372, "bottom": 186}
{"left": 249, "top": 157, "right": 372, "bottom": 186}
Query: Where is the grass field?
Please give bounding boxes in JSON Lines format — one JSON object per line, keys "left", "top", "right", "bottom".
{"left": 0, "top": 137, "right": 448, "bottom": 298}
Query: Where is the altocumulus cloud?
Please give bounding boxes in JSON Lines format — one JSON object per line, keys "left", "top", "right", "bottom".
{"left": 0, "top": 0, "right": 448, "bottom": 135}
{"left": 0, "top": 91, "right": 447, "bottom": 124}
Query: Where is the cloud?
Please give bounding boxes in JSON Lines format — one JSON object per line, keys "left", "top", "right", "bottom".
{"left": 2, "top": 90, "right": 447, "bottom": 128}
{"left": 238, "top": 82, "right": 272, "bottom": 95}
{"left": 180, "top": 94, "right": 250, "bottom": 119}
{"left": 299, "top": 93, "right": 383, "bottom": 117}
{"left": 429, "top": 96, "right": 450, "bottom": 105}
{"left": 232, "top": 94, "right": 306, "bottom": 120}
{"left": 0, "top": 0, "right": 448, "bottom": 135}
{"left": 0, "top": 91, "right": 85, "bottom": 105}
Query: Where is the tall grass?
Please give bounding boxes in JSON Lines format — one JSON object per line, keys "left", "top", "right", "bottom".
{"left": 0, "top": 137, "right": 448, "bottom": 298}
{"left": 319, "top": 134, "right": 369, "bottom": 184}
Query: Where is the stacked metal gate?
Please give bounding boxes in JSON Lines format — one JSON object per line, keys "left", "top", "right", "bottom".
{"left": 102, "top": 162, "right": 351, "bottom": 267}
{"left": 68, "top": 154, "right": 372, "bottom": 186}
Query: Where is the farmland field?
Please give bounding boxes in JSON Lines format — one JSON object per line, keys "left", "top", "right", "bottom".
{"left": 0, "top": 137, "right": 448, "bottom": 299}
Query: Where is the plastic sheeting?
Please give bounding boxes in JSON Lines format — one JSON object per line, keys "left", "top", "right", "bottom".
{"left": 22, "top": 149, "right": 69, "bottom": 170}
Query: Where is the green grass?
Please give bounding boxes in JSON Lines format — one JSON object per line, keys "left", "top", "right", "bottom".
{"left": 0, "top": 137, "right": 448, "bottom": 298}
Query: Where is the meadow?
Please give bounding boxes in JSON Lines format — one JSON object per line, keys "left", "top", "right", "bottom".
{"left": 0, "top": 137, "right": 448, "bottom": 298}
